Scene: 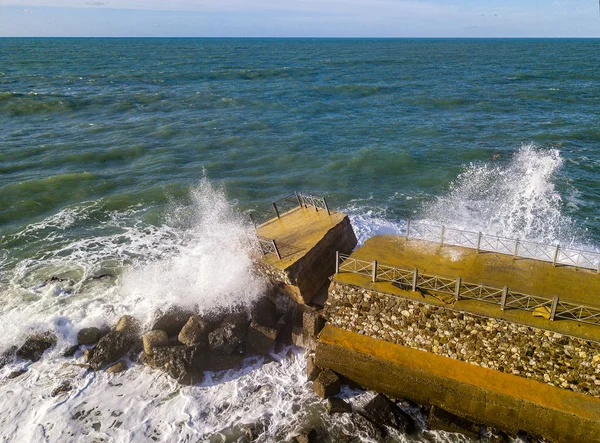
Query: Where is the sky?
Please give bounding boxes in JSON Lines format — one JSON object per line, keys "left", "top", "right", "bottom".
{"left": 0, "top": 0, "right": 599, "bottom": 37}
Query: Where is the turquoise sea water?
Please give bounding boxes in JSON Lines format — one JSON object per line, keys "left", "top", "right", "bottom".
{"left": 1, "top": 38, "right": 599, "bottom": 441}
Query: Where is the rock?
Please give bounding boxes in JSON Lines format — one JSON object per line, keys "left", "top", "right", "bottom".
{"left": 429, "top": 405, "right": 479, "bottom": 438}
{"left": 208, "top": 313, "right": 249, "bottom": 355}
{"left": 293, "top": 428, "right": 319, "bottom": 443}
{"left": 140, "top": 343, "right": 207, "bottom": 383}
{"left": 83, "top": 348, "right": 94, "bottom": 362}
{"left": 51, "top": 380, "right": 72, "bottom": 397}
{"left": 0, "top": 346, "right": 17, "bottom": 369}
{"left": 63, "top": 345, "right": 80, "bottom": 357}
{"left": 251, "top": 297, "right": 278, "bottom": 328}
{"left": 306, "top": 355, "right": 321, "bottom": 381}
{"left": 303, "top": 310, "right": 325, "bottom": 351}
{"left": 152, "top": 308, "right": 194, "bottom": 337}
{"left": 362, "top": 394, "right": 415, "bottom": 434}
{"left": 77, "top": 327, "right": 101, "bottom": 345}
{"left": 88, "top": 330, "right": 137, "bottom": 370}
{"left": 205, "top": 353, "right": 245, "bottom": 372}
{"left": 8, "top": 368, "right": 27, "bottom": 379}
{"left": 115, "top": 315, "right": 141, "bottom": 335}
{"left": 106, "top": 360, "right": 128, "bottom": 374}
{"left": 348, "top": 413, "right": 383, "bottom": 441}
{"left": 143, "top": 330, "right": 169, "bottom": 356}
{"left": 246, "top": 321, "right": 278, "bottom": 354}
{"left": 291, "top": 325, "right": 305, "bottom": 348}
{"left": 178, "top": 315, "right": 211, "bottom": 345}
{"left": 327, "top": 398, "right": 352, "bottom": 414}
{"left": 16, "top": 332, "right": 57, "bottom": 362}
{"left": 313, "top": 369, "right": 341, "bottom": 399}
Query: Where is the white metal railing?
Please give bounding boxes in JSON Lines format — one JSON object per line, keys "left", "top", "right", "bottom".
{"left": 335, "top": 252, "right": 600, "bottom": 327}
{"left": 404, "top": 220, "right": 600, "bottom": 272}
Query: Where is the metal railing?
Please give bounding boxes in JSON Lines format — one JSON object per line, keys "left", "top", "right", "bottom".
{"left": 257, "top": 236, "right": 281, "bottom": 260}
{"left": 249, "top": 192, "right": 331, "bottom": 227}
{"left": 404, "top": 220, "right": 600, "bottom": 272}
{"left": 335, "top": 252, "right": 600, "bottom": 327}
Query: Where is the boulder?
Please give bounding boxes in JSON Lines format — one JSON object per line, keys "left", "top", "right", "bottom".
{"left": 106, "top": 360, "right": 128, "bottom": 374}
{"left": 16, "top": 332, "right": 57, "bottom": 362}
{"left": 142, "top": 330, "right": 169, "bottom": 356}
{"left": 348, "top": 413, "right": 383, "bottom": 441}
{"left": 63, "top": 345, "right": 80, "bottom": 357}
{"left": 0, "top": 346, "right": 17, "bottom": 369}
{"left": 205, "top": 353, "right": 245, "bottom": 372}
{"left": 8, "top": 368, "right": 27, "bottom": 379}
{"left": 247, "top": 321, "right": 278, "bottom": 354}
{"left": 303, "top": 310, "right": 325, "bottom": 351}
{"left": 291, "top": 325, "right": 305, "bottom": 348}
{"left": 313, "top": 369, "right": 340, "bottom": 399}
{"left": 178, "top": 315, "right": 211, "bottom": 345}
{"left": 51, "top": 380, "right": 72, "bottom": 397}
{"left": 293, "top": 428, "right": 320, "bottom": 443}
{"left": 88, "top": 330, "right": 137, "bottom": 370}
{"left": 152, "top": 308, "right": 194, "bottom": 337}
{"left": 115, "top": 315, "right": 141, "bottom": 335}
{"left": 306, "top": 354, "right": 321, "bottom": 381}
{"left": 77, "top": 327, "right": 101, "bottom": 345}
{"left": 251, "top": 297, "right": 278, "bottom": 328}
{"left": 208, "top": 313, "right": 249, "bottom": 355}
{"left": 83, "top": 348, "right": 94, "bottom": 362}
{"left": 362, "top": 394, "right": 415, "bottom": 434}
{"left": 327, "top": 398, "right": 352, "bottom": 415}
{"left": 140, "top": 343, "right": 207, "bottom": 383}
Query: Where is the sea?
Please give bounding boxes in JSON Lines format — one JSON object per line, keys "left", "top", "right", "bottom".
{"left": 1, "top": 38, "right": 599, "bottom": 442}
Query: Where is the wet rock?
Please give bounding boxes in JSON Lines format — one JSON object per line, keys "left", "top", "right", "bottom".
{"left": 140, "top": 343, "right": 207, "bottom": 383}
{"left": 313, "top": 369, "right": 341, "bottom": 399}
{"left": 251, "top": 297, "right": 278, "bottom": 328}
{"left": 83, "top": 348, "right": 94, "bottom": 362}
{"left": 8, "top": 368, "right": 27, "bottom": 379}
{"left": 152, "top": 308, "right": 194, "bottom": 337}
{"left": 327, "top": 398, "right": 352, "bottom": 414}
{"left": 303, "top": 310, "right": 325, "bottom": 351}
{"left": 0, "top": 346, "right": 17, "bottom": 369}
{"left": 247, "top": 321, "right": 278, "bottom": 354}
{"left": 306, "top": 354, "right": 321, "bottom": 381}
{"left": 178, "top": 315, "right": 211, "bottom": 345}
{"left": 63, "top": 345, "right": 80, "bottom": 357}
{"left": 51, "top": 380, "right": 72, "bottom": 397}
{"left": 106, "top": 360, "right": 128, "bottom": 374}
{"left": 77, "top": 327, "right": 101, "bottom": 345}
{"left": 205, "top": 352, "right": 245, "bottom": 372}
{"left": 208, "top": 313, "right": 250, "bottom": 355}
{"left": 115, "top": 315, "right": 141, "bottom": 335}
{"left": 293, "top": 428, "right": 320, "bottom": 443}
{"left": 362, "top": 393, "right": 415, "bottom": 434}
{"left": 348, "top": 413, "right": 383, "bottom": 441}
{"left": 16, "top": 332, "right": 57, "bottom": 362}
{"left": 429, "top": 405, "right": 479, "bottom": 439}
{"left": 88, "top": 331, "right": 137, "bottom": 370}
{"left": 291, "top": 325, "right": 305, "bottom": 348}
{"left": 143, "top": 330, "right": 169, "bottom": 356}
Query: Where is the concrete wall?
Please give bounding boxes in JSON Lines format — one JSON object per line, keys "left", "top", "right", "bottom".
{"left": 325, "top": 281, "right": 600, "bottom": 398}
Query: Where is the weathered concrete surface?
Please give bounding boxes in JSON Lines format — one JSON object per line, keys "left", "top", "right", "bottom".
{"left": 258, "top": 206, "right": 357, "bottom": 304}
{"left": 335, "top": 235, "right": 600, "bottom": 341}
{"left": 316, "top": 325, "right": 600, "bottom": 443}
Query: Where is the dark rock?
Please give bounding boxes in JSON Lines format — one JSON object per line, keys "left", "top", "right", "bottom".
{"left": 306, "top": 355, "right": 321, "bottom": 381}
{"left": 77, "top": 327, "right": 101, "bottom": 345}
{"left": 178, "top": 315, "right": 211, "bottom": 345}
{"left": 516, "top": 430, "right": 545, "bottom": 443}
{"left": 63, "top": 345, "right": 80, "bottom": 357}
{"left": 362, "top": 394, "right": 415, "bottom": 434}
{"left": 205, "top": 352, "right": 245, "bottom": 372}
{"left": 88, "top": 330, "right": 137, "bottom": 370}
{"left": 83, "top": 348, "right": 94, "bottom": 362}
{"left": 303, "top": 310, "right": 325, "bottom": 338}
{"left": 140, "top": 343, "right": 207, "bottom": 383}
{"left": 152, "top": 308, "right": 194, "bottom": 337}
{"left": 348, "top": 413, "right": 383, "bottom": 441}
{"left": 293, "top": 428, "right": 320, "bottom": 443}
{"left": 429, "top": 405, "right": 479, "bottom": 438}
{"left": 327, "top": 398, "right": 352, "bottom": 414}
{"left": 8, "top": 368, "right": 27, "bottom": 379}
{"left": 143, "top": 330, "right": 169, "bottom": 356}
{"left": 115, "top": 315, "right": 141, "bottom": 335}
{"left": 208, "top": 313, "right": 250, "bottom": 355}
{"left": 106, "top": 360, "right": 128, "bottom": 374}
{"left": 313, "top": 369, "right": 341, "bottom": 399}
{"left": 51, "top": 380, "right": 72, "bottom": 397}
{"left": 247, "top": 321, "right": 278, "bottom": 354}
{"left": 291, "top": 325, "right": 305, "bottom": 348}
{"left": 16, "top": 332, "right": 57, "bottom": 362}
{"left": 0, "top": 346, "right": 17, "bottom": 369}
{"left": 251, "top": 297, "right": 278, "bottom": 328}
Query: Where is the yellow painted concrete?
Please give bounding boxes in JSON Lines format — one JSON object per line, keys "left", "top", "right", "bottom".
{"left": 334, "top": 235, "right": 600, "bottom": 341}
{"left": 257, "top": 206, "right": 346, "bottom": 270}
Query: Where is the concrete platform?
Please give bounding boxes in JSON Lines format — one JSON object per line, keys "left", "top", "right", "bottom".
{"left": 316, "top": 325, "right": 600, "bottom": 443}
{"left": 334, "top": 235, "right": 600, "bottom": 341}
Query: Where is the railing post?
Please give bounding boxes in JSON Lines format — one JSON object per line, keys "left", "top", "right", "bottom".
{"left": 335, "top": 251, "right": 340, "bottom": 274}
{"left": 372, "top": 260, "right": 378, "bottom": 283}
{"left": 405, "top": 220, "right": 411, "bottom": 239}
{"left": 513, "top": 239, "right": 519, "bottom": 257}
{"left": 550, "top": 296, "right": 558, "bottom": 321}
{"left": 500, "top": 286, "right": 508, "bottom": 310}
{"left": 249, "top": 213, "right": 256, "bottom": 229}
{"left": 476, "top": 232, "right": 482, "bottom": 253}
{"left": 412, "top": 268, "right": 418, "bottom": 292}
{"left": 323, "top": 197, "right": 331, "bottom": 215}
{"left": 454, "top": 276, "right": 461, "bottom": 301}
{"left": 272, "top": 202, "right": 280, "bottom": 219}
{"left": 553, "top": 245, "right": 560, "bottom": 266}
{"left": 272, "top": 239, "right": 281, "bottom": 260}
{"left": 258, "top": 240, "right": 266, "bottom": 256}
{"left": 295, "top": 192, "right": 302, "bottom": 208}
{"left": 440, "top": 226, "right": 445, "bottom": 245}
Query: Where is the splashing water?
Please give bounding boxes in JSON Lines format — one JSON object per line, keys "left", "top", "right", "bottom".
{"left": 422, "top": 144, "right": 577, "bottom": 245}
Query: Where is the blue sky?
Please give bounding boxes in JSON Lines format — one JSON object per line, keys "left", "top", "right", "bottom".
{"left": 1, "top": 1, "right": 599, "bottom": 37}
